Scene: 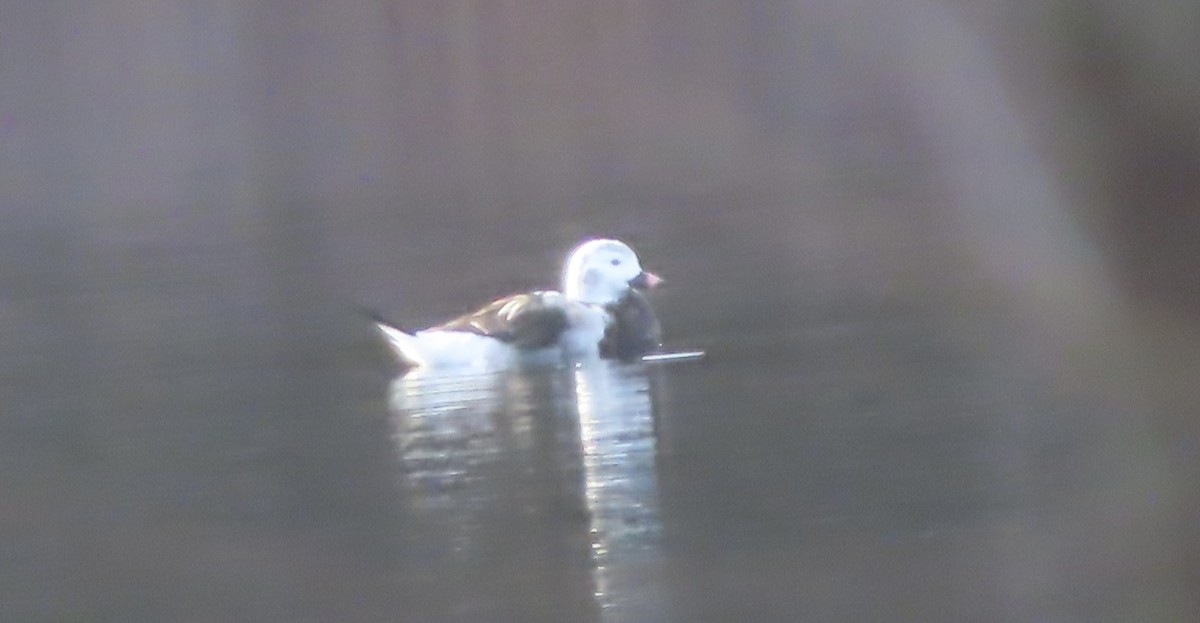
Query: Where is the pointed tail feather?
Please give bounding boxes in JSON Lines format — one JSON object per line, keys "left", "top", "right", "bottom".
{"left": 358, "top": 308, "right": 427, "bottom": 367}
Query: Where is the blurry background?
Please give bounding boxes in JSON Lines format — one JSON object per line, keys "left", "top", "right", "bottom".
{"left": 2, "top": 1, "right": 1198, "bottom": 621}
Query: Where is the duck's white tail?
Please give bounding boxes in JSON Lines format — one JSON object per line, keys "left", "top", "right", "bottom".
{"left": 360, "top": 309, "right": 428, "bottom": 367}
{"left": 374, "top": 321, "right": 430, "bottom": 367}
{"left": 365, "top": 310, "right": 511, "bottom": 369}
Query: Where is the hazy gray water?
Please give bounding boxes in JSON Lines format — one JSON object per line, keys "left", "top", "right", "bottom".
{"left": 4, "top": 225, "right": 1178, "bottom": 622}
{"left": 4, "top": 2, "right": 1199, "bottom": 621}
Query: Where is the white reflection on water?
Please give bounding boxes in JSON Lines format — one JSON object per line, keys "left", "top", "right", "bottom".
{"left": 388, "top": 362, "right": 665, "bottom": 621}
{"left": 572, "top": 363, "right": 663, "bottom": 618}
{"left": 388, "top": 369, "right": 505, "bottom": 561}
{"left": 388, "top": 369, "right": 505, "bottom": 512}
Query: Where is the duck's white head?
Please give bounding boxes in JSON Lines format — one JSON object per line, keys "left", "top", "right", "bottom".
{"left": 562, "top": 239, "right": 662, "bottom": 305}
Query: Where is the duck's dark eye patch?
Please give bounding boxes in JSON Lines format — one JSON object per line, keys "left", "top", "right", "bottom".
{"left": 611, "top": 258, "right": 621, "bottom": 266}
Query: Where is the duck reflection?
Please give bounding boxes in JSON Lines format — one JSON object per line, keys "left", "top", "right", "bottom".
{"left": 388, "top": 362, "right": 666, "bottom": 621}
{"left": 571, "top": 363, "right": 664, "bottom": 617}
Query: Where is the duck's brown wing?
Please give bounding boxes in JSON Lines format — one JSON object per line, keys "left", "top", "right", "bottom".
{"left": 431, "top": 291, "right": 570, "bottom": 350}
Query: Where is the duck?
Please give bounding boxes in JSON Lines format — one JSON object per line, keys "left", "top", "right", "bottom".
{"left": 369, "top": 239, "right": 663, "bottom": 369}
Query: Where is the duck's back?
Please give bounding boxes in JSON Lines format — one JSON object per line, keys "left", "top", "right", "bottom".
{"left": 431, "top": 291, "right": 571, "bottom": 350}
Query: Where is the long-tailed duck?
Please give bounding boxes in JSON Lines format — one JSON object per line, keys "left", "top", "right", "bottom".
{"left": 370, "top": 239, "right": 664, "bottom": 368}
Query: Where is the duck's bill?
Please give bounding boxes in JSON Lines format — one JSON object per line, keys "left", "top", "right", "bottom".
{"left": 629, "top": 271, "right": 664, "bottom": 290}
{"left": 641, "top": 350, "right": 705, "bottom": 363}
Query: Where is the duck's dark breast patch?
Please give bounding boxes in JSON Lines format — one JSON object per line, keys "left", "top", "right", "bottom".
{"left": 599, "top": 290, "right": 663, "bottom": 361}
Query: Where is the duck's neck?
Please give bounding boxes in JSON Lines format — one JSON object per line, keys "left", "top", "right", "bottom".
{"left": 564, "top": 281, "right": 616, "bottom": 305}
{"left": 563, "top": 269, "right": 623, "bottom": 305}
